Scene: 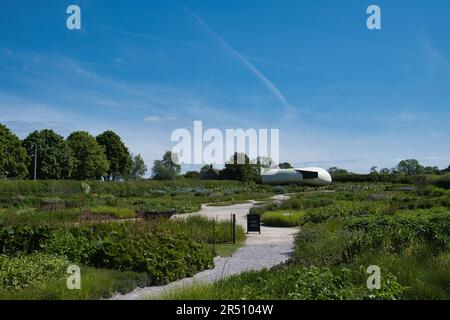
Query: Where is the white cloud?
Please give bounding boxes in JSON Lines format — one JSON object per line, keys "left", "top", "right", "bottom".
{"left": 420, "top": 37, "right": 450, "bottom": 72}
{"left": 144, "top": 116, "right": 161, "bottom": 122}
{"left": 398, "top": 112, "right": 420, "bottom": 122}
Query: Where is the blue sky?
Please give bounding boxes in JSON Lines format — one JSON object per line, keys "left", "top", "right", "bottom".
{"left": 0, "top": 0, "right": 449, "bottom": 173}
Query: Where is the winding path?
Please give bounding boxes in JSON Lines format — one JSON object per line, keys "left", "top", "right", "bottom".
{"left": 111, "top": 195, "right": 297, "bottom": 300}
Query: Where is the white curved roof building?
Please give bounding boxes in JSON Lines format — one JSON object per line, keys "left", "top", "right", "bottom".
{"left": 261, "top": 167, "right": 332, "bottom": 186}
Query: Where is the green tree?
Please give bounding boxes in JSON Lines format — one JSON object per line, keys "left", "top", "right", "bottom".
{"left": 370, "top": 166, "right": 378, "bottom": 174}
{"left": 200, "top": 164, "right": 212, "bottom": 175}
{"left": 379, "top": 168, "right": 391, "bottom": 175}
{"left": 220, "top": 152, "right": 260, "bottom": 183}
{"left": 256, "top": 156, "right": 273, "bottom": 168}
{"left": 0, "top": 123, "right": 29, "bottom": 179}
{"left": 423, "top": 166, "right": 439, "bottom": 174}
{"left": 151, "top": 151, "right": 181, "bottom": 180}
{"left": 279, "top": 162, "right": 293, "bottom": 169}
{"left": 184, "top": 171, "right": 200, "bottom": 179}
{"left": 96, "top": 130, "right": 132, "bottom": 181}
{"left": 328, "top": 167, "right": 349, "bottom": 176}
{"left": 396, "top": 159, "right": 424, "bottom": 175}
{"left": 199, "top": 164, "right": 221, "bottom": 180}
{"left": 22, "top": 129, "right": 73, "bottom": 179}
{"left": 129, "top": 154, "right": 147, "bottom": 179}
{"left": 67, "top": 131, "right": 109, "bottom": 180}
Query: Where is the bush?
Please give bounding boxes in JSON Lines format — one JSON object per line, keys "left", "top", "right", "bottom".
{"left": 430, "top": 173, "right": 450, "bottom": 189}
{"left": 163, "top": 266, "right": 406, "bottom": 300}
{"left": 0, "top": 267, "right": 150, "bottom": 300}
{"left": 261, "top": 210, "right": 303, "bottom": 227}
{"left": 89, "top": 206, "right": 136, "bottom": 219}
{"left": 299, "top": 201, "right": 387, "bottom": 225}
{"left": 0, "top": 224, "right": 52, "bottom": 254}
{"left": 0, "top": 253, "right": 69, "bottom": 290}
{"left": 159, "top": 215, "right": 245, "bottom": 244}
{"left": 344, "top": 210, "right": 450, "bottom": 255}
{"left": 40, "top": 222, "right": 214, "bottom": 285}
{"left": 0, "top": 218, "right": 218, "bottom": 286}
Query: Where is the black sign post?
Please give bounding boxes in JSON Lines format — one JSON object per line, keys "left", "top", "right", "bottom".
{"left": 247, "top": 214, "right": 261, "bottom": 234}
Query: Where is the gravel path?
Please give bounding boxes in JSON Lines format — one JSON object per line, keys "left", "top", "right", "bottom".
{"left": 111, "top": 195, "right": 297, "bottom": 300}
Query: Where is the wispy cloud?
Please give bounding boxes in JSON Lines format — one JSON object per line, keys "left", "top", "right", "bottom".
{"left": 179, "top": 2, "right": 292, "bottom": 111}
{"left": 144, "top": 116, "right": 161, "bottom": 122}
{"left": 420, "top": 37, "right": 450, "bottom": 71}
{"left": 398, "top": 111, "right": 421, "bottom": 122}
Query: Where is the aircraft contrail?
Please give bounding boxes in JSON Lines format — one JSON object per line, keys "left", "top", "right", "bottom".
{"left": 179, "top": 3, "right": 291, "bottom": 110}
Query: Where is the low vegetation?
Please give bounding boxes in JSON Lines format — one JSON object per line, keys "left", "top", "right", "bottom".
{"left": 0, "top": 180, "right": 247, "bottom": 300}
{"left": 166, "top": 182, "right": 450, "bottom": 300}
{"left": 261, "top": 210, "right": 303, "bottom": 227}
{"left": 0, "top": 175, "right": 448, "bottom": 300}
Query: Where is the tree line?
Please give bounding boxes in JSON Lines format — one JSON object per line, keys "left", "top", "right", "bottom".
{"left": 151, "top": 151, "right": 267, "bottom": 183}
{"left": 328, "top": 159, "right": 450, "bottom": 186}
{"left": 2, "top": 122, "right": 449, "bottom": 184}
{"left": 0, "top": 123, "right": 146, "bottom": 180}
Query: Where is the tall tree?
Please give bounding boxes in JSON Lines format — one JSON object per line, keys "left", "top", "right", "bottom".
{"left": 396, "top": 159, "right": 424, "bottom": 175}
{"left": 328, "top": 167, "right": 349, "bottom": 176}
{"left": 96, "top": 130, "right": 132, "bottom": 181}
{"left": 67, "top": 131, "right": 109, "bottom": 180}
{"left": 151, "top": 151, "right": 181, "bottom": 180}
{"left": 22, "top": 129, "right": 73, "bottom": 179}
{"left": 184, "top": 171, "right": 200, "bottom": 179}
{"left": 129, "top": 154, "right": 147, "bottom": 179}
{"left": 199, "top": 164, "right": 220, "bottom": 180}
{"left": 423, "top": 166, "right": 439, "bottom": 174}
{"left": 370, "top": 166, "right": 379, "bottom": 174}
{"left": 0, "top": 123, "right": 29, "bottom": 179}
{"left": 220, "top": 152, "right": 260, "bottom": 183}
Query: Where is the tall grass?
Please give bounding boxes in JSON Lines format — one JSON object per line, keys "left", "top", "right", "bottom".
{"left": 89, "top": 206, "right": 136, "bottom": 219}
{"left": 261, "top": 210, "right": 303, "bottom": 227}
{"left": 0, "top": 267, "right": 149, "bottom": 300}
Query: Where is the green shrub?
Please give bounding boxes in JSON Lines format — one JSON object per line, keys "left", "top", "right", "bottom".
{"left": 0, "top": 267, "right": 150, "bottom": 300}
{"left": 162, "top": 266, "right": 406, "bottom": 300}
{"left": 39, "top": 222, "right": 215, "bottom": 285}
{"left": 293, "top": 220, "right": 352, "bottom": 266}
{"left": 344, "top": 210, "right": 450, "bottom": 255}
{"left": 300, "top": 201, "right": 387, "bottom": 225}
{"left": 0, "top": 224, "right": 52, "bottom": 254}
{"left": 0, "top": 253, "right": 69, "bottom": 290}
{"left": 1, "top": 218, "right": 218, "bottom": 286}
{"left": 261, "top": 210, "right": 303, "bottom": 227}
{"left": 160, "top": 215, "right": 245, "bottom": 244}
{"left": 430, "top": 173, "right": 450, "bottom": 189}
{"left": 89, "top": 206, "right": 136, "bottom": 219}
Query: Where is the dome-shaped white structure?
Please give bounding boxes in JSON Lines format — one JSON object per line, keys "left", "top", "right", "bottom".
{"left": 261, "top": 167, "right": 332, "bottom": 186}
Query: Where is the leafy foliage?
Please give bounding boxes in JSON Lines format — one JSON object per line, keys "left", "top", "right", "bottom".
{"left": 67, "top": 131, "right": 109, "bottom": 180}
{"left": 220, "top": 152, "right": 260, "bottom": 183}
{"left": 0, "top": 253, "right": 69, "bottom": 290}
{"left": 129, "top": 154, "right": 147, "bottom": 179}
{"left": 152, "top": 151, "right": 181, "bottom": 180}
{"left": 163, "top": 266, "right": 406, "bottom": 300}
{"left": 0, "top": 123, "right": 29, "bottom": 179}
{"left": 96, "top": 130, "right": 132, "bottom": 181}
{"left": 23, "top": 129, "right": 73, "bottom": 180}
